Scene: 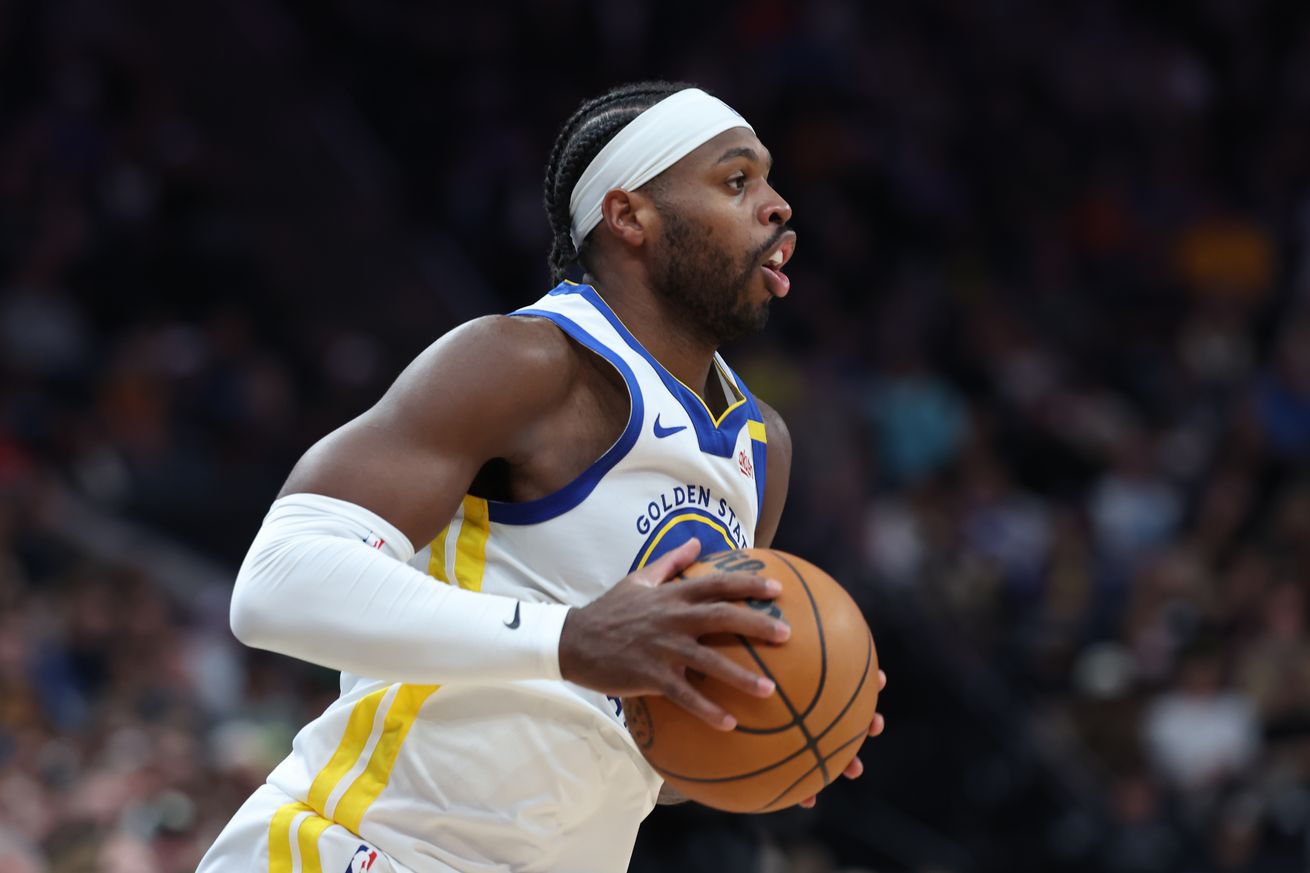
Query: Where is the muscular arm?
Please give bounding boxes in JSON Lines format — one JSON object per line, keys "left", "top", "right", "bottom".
{"left": 280, "top": 315, "right": 576, "bottom": 545}
{"left": 229, "top": 316, "right": 584, "bottom": 683}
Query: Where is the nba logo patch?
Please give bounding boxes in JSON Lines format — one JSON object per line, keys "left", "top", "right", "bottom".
{"left": 345, "top": 845, "right": 377, "bottom": 872}
{"left": 362, "top": 531, "right": 386, "bottom": 550}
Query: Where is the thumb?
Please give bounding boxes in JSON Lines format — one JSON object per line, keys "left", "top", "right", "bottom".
{"left": 634, "top": 538, "right": 702, "bottom": 588}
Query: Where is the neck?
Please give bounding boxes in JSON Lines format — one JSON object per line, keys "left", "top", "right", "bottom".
{"left": 586, "top": 272, "right": 719, "bottom": 402}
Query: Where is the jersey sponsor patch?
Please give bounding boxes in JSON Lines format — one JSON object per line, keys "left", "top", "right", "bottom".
{"left": 737, "top": 449, "right": 754, "bottom": 479}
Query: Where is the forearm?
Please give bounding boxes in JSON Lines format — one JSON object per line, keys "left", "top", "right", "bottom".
{"left": 230, "top": 493, "right": 570, "bottom": 684}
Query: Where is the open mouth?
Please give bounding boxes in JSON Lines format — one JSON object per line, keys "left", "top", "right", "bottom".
{"left": 760, "top": 233, "right": 796, "bottom": 298}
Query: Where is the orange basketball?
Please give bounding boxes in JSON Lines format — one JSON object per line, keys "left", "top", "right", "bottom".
{"left": 622, "top": 548, "right": 879, "bottom": 814}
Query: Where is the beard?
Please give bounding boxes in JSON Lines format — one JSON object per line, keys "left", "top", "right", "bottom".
{"left": 650, "top": 203, "right": 784, "bottom": 345}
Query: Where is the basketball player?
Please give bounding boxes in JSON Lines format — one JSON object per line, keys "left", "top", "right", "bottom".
{"left": 198, "top": 82, "right": 885, "bottom": 873}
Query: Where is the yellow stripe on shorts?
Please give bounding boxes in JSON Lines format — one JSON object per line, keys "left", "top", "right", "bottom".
{"left": 268, "top": 802, "right": 301, "bottom": 873}
{"left": 452, "top": 495, "right": 490, "bottom": 592}
{"left": 306, "top": 687, "right": 389, "bottom": 814}
{"left": 334, "top": 684, "right": 440, "bottom": 831}
{"left": 297, "top": 812, "right": 331, "bottom": 873}
{"left": 269, "top": 802, "right": 329, "bottom": 873}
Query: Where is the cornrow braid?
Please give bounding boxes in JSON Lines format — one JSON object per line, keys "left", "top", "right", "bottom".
{"left": 543, "top": 81, "right": 694, "bottom": 285}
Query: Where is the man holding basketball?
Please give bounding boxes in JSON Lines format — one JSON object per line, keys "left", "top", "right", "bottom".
{"left": 198, "top": 82, "right": 885, "bottom": 873}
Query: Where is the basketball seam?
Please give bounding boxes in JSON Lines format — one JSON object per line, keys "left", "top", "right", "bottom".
{"left": 647, "top": 725, "right": 814, "bottom": 783}
{"left": 744, "top": 629, "right": 873, "bottom": 809}
{"left": 728, "top": 553, "right": 829, "bottom": 735}
{"left": 774, "top": 552, "right": 828, "bottom": 721}
{"left": 729, "top": 639, "right": 802, "bottom": 736}
{"left": 738, "top": 637, "right": 829, "bottom": 787}
{"left": 649, "top": 633, "right": 874, "bottom": 786}
{"left": 649, "top": 639, "right": 823, "bottom": 784}
{"left": 811, "top": 628, "right": 874, "bottom": 746}
{"left": 753, "top": 726, "right": 871, "bottom": 813}
{"left": 648, "top": 552, "right": 874, "bottom": 795}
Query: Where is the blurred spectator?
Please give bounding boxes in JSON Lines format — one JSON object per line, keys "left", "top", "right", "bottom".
{"left": 1088, "top": 432, "right": 1183, "bottom": 570}
{"left": 1253, "top": 316, "right": 1310, "bottom": 460}
{"left": 864, "top": 361, "right": 969, "bottom": 488}
{"left": 1143, "top": 643, "right": 1260, "bottom": 797}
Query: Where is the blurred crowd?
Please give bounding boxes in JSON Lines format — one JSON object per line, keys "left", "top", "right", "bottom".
{"left": 0, "top": 479, "right": 338, "bottom": 872}
{"left": 5, "top": 0, "right": 1310, "bottom": 871}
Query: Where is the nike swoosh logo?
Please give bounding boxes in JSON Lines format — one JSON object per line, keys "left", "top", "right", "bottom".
{"left": 504, "top": 602, "right": 521, "bottom": 630}
{"left": 653, "top": 415, "right": 687, "bottom": 439}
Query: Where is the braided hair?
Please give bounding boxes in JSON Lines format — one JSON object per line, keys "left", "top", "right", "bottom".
{"left": 543, "top": 81, "right": 694, "bottom": 285}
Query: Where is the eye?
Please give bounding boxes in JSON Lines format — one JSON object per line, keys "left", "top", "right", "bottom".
{"left": 727, "top": 172, "right": 747, "bottom": 192}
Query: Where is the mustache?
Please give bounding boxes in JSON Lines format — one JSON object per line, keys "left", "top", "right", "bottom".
{"left": 751, "top": 225, "right": 795, "bottom": 264}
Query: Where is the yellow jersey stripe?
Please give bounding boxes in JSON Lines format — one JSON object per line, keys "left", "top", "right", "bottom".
{"left": 453, "top": 496, "right": 490, "bottom": 592}
{"left": 427, "top": 523, "right": 451, "bottom": 583}
{"left": 710, "top": 397, "right": 748, "bottom": 427}
{"left": 334, "top": 684, "right": 440, "bottom": 831}
{"left": 296, "top": 811, "right": 331, "bottom": 873}
{"left": 636, "top": 513, "right": 735, "bottom": 569}
{"left": 268, "top": 802, "right": 308, "bottom": 873}
{"left": 306, "top": 687, "right": 389, "bottom": 815}
{"left": 748, "top": 420, "right": 767, "bottom": 443}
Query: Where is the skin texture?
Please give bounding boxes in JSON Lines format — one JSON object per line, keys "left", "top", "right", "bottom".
{"left": 279, "top": 124, "right": 883, "bottom": 810}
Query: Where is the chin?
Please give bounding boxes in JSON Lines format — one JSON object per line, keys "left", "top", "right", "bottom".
{"left": 722, "top": 306, "right": 770, "bottom": 343}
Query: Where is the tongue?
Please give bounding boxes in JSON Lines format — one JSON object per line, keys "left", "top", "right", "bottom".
{"left": 762, "top": 265, "right": 791, "bottom": 298}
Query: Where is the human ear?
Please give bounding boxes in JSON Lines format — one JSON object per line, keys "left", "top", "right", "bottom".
{"left": 600, "top": 189, "right": 659, "bottom": 248}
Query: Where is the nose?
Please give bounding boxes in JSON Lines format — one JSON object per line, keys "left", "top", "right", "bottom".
{"left": 758, "top": 184, "right": 792, "bottom": 227}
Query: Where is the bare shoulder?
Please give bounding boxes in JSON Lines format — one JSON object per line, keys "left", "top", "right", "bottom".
{"left": 374, "top": 314, "right": 581, "bottom": 423}
{"left": 294, "top": 314, "right": 583, "bottom": 482}
{"left": 755, "top": 398, "right": 792, "bottom": 460}
{"left": 398, "top": 314, "right": 577, "bottom": 396}
{"left": 469, "top": 312, "right": 580, "bottom": 373}
{"left": 280, "top": 314, "right": 586, "bottom": 525}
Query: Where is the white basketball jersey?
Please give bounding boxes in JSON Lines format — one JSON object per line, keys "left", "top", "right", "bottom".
{"left": 262, "top": 282, "right": 770, "bottom": 873}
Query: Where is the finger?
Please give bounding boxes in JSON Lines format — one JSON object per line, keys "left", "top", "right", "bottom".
{"left": 636, "top": 539, "right": 703, "bottom": 587}
{"left": 878, "top": 669, "right": 887, "bottom": 691}
{"left": 682, "top": 572, "right": 782, "bottom": 604}
{"left": 690, "top": 601, "right": 791, "bottom": 644}
{"left": 662, "top": 674, "right": 737, "bottom": 731}
{"left": 869, "top": 713, "right": 885, "bottom": 737}
{"left": 799, "top": 795, "right": 816, "bottom": 808}
{"left": 681, "top": 641, "right": 777, "bottom": 698}
{"left": 843, "top": 755, "right": 863, "bottom": 779}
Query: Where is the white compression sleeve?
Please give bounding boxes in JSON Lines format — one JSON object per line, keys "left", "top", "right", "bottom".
{"left": 229, "top": 493, "right": 572, "bottom": 684}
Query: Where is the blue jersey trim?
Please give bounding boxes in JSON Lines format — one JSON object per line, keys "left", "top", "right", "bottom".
{"left": 727, "top": 363, "right": 768, "bottom": 514}
{"left": 487, "top": 308, "right": 644, "bottom": 525}
{"left": 551, "top": 283, "right": 750, "bottom": 459}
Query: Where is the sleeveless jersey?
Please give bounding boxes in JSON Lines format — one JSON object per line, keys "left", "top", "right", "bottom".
{"left": 262, "top": 282, "right": 770, "bottom": 873}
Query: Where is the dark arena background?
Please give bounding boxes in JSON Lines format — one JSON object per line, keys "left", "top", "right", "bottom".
{"left": 4, "top": 1, "right": 1310, "bottom": 871}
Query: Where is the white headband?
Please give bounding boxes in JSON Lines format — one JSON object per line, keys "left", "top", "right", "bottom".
{"left": 568, "top": 88, "right": 755, "bottom": 249}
